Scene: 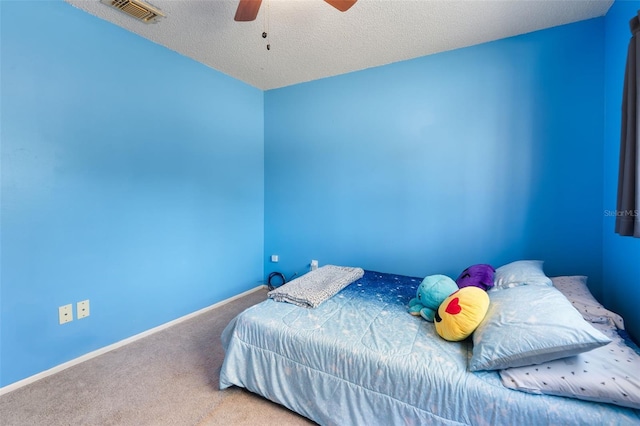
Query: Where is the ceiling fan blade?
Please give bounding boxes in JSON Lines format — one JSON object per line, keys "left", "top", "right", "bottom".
{"left": 234, "top": 0, "right": 262, "bottom": 22}
{"left": 324, "top": 0, "right": 357, "bottom": 12}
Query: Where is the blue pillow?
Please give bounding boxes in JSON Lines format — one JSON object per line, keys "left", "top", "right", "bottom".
{"left": 469, "top": 285, "right": 611, "bottom": 371}
{"left": 491, "top": 260, "right": 552, "bottom": 291}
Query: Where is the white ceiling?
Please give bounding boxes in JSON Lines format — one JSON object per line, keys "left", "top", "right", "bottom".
{"left": 64, "top": 0, "right": 614, "bottom": 90}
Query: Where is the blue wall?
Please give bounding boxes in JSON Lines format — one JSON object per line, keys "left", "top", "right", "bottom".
{"left": 603, "top": 0, "right": 640, "bottom": 344}
{"left": 265, "top": 20, "right": 605, "bottom": 292}
{"left": 2, "top": 0, "right": 633, "bottom": 390}
{"left": 0, "top": 1, "right": 264, "bottom": 387}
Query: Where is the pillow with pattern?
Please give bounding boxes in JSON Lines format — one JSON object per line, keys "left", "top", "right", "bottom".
{"left": 500, "top": 320, "right": 640, "bottom": 409}
{"left": 551, "top": 276, "right": 624, "bottom": 329}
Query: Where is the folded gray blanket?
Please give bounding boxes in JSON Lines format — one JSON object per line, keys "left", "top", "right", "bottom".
{"left": 267, "top": 265, "right": 364, "bottom": 308}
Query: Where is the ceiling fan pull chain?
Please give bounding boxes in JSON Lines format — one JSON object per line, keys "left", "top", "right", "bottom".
{"left": 265, "top": 0, "right": 271, "bottom": 50}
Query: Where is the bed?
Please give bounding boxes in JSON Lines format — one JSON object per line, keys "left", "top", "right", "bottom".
{"left": 219, "top": 265, "right": 640, "bottom": 425}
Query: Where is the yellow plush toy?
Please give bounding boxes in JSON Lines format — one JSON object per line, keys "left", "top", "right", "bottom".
{"left": 434, "top": 287, "right": 490, "bottom": 342}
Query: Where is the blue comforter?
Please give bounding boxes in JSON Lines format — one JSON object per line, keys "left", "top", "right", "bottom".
{"left": 220, "top": 270, "right": 640, "bottom": 425}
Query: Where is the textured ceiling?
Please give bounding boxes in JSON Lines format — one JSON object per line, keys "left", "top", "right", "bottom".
{"left": 65, "top": 0, "right": 614, "bottom": 90}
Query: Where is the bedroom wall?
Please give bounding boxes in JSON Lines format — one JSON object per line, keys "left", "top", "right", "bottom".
{"left": 603, "top": 0, "right": 640, "bottom": 344}
{"left": 264, "top": 19, "right": 605, "bottom": 294}
{"left": 0, "top": 1, "right": 264, "bottom": 387}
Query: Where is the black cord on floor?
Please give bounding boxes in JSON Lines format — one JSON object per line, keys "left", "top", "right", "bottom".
{"left": 267, "top": 272, "right": 286, "bottom": 291}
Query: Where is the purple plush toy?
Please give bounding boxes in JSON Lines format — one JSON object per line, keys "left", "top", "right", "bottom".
{"left": 456, "top": 264, "right": 495, "bottom": 291}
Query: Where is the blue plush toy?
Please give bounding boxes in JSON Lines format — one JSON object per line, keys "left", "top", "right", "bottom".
{"left": 408, "top": 274, "right": 458, "bottom": 322}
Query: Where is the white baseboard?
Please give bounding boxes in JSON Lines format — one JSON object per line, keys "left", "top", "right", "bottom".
{"left": 0, "top": 285, "right": 266, "bottom": 397}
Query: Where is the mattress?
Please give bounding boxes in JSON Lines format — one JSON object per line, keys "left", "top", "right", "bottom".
{"left": 219, "top": 270, "right": 640, "bottom": 425}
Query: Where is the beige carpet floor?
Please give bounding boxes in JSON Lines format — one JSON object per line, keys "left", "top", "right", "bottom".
{"left": 0, "top": 288, "right": 316, "bottom": 426}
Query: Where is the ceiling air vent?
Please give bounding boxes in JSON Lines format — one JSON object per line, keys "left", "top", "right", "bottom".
{"left": 100, "top": 0, "right": 164, "bottom": 23}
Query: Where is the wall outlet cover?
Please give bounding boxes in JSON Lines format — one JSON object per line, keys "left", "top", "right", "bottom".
{"left": 77, "top": 300, "right": 90, "bottom": 319}
{"left": 59, "top": 304, "right": 73, "bottom": 324}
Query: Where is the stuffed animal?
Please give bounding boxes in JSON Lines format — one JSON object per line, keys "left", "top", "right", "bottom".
{"left": 456, "top": 264, "right": 495, "bottom": 291}
{"left": 408, "top": 274, "right": 458, "bottom": 322}
{"left": 434, "top": 287, "right": 490, "bottom": 341}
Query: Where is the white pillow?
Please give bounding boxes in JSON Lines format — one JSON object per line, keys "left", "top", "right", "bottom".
{"left": 500, "top": 321, "right": 640, "bottom": 409}
{"left": 491, "top": 260, "right": 552, "bottom": 291}
{"left": 552, "top": 276, "right": 625, "bottom": 330}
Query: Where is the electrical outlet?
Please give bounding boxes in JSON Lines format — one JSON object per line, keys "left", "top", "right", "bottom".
{"left": 59, "top": 304, "right": 73, "bottom": 324}
{"left": 270, "top": 254, "right": 279, "bottom": 263}
{"left": 77, "top": 300, "right": 90, "bottom": 319}
{"left": 310, "top": 260, "right": 318, "bottom": 271}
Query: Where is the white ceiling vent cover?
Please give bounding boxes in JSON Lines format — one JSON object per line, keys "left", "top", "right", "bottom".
{"left": 100, "top": 0, "right": 164, "bottom": 23}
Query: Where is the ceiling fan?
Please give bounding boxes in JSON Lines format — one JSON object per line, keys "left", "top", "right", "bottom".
{"left": 234, "top": 0, "right": 358, "bottom": 22}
